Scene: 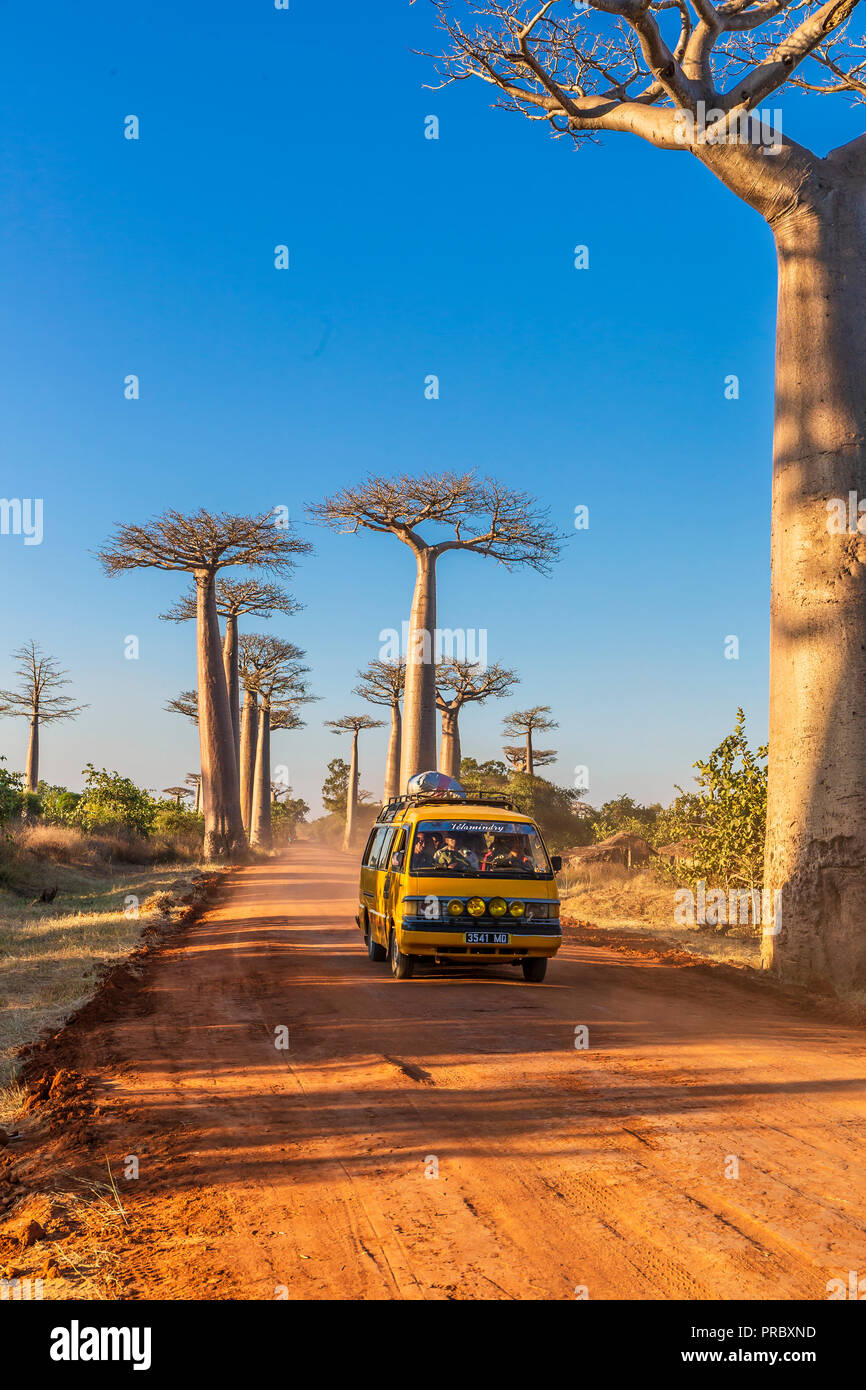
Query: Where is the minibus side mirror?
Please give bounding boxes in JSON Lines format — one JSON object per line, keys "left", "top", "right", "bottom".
{"left": 550, "top": 855, "right": 562, "bottom": 872}
{"left": 390, "top": 850, "right": 405, "bottom": 871}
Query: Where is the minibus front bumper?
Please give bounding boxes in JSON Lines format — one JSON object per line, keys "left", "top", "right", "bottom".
{"left": 398, "top": 917, "right": 561, "bottom": 961}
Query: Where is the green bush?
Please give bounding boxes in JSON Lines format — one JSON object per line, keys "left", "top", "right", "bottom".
{"left": 591, "top": 794, "right": 665, "bottom": 845}
{"left": 152, "top": 802, "right": 203, "bottom": 836}
{"left": 35, "top": 781, "right": 81, "bottom": 823}
{"left": 657, "top": 709, "right": 767, "bottom": 892}
{"left": 73, "top": 765, "right": 158, "bottom": 838}
{"left": 0, "top": 759, "right": 26, "bottom": 822}
{"left": 272, "top": 795, "right": 309, "bottom": 844}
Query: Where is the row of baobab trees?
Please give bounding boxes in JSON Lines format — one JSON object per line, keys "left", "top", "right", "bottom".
{"left": 0, "top": 474, "right": 561, "bottom": 862}
{"left": 92, "top": 473, "right": 562, "bottom": 862}
{"left": 335, "top": 652, "right": 560, "bottom": 848}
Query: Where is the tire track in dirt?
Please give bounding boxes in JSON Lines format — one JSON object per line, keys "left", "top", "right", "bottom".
{"left": 5, "top": 844, "right": 866, "bottom": 1300}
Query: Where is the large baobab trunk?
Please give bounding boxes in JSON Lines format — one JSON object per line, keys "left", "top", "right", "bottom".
{"left": 344, "top": 729, "right": 359, "bottom": 852}
{"left": 762, "top": 180, "right": 866, "bottom": 993}
{"left": 239, "top": 691, "right": 258, "bottom": 834}
{"left": 399, "top": 548, "right": 437, "bottom": 790}
{"left": 222, "top": 613, "right": 241, "bottom": 766}
{"left": 525, "top": 731, "right": 533, "bottom": 779}
{"left": 438, "top": 708, "right": 461, "bottom": 781}
{"left": 383, "top": 701, "right": 402, "bottom": 803}
{"left": 25, "top": 714, "right": 39, "bottom": 792}
{"left": 196, "top": 575, "right": 246, "bottom": 861}
{"left": 250, "top": 700, "right": 272, "bottom": 850}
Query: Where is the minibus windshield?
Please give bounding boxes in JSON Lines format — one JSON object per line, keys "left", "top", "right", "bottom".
{"left": 408, "top": 820, "right": 552, "bottom": 877}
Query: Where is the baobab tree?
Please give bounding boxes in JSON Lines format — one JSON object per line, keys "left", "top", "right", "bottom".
{"left": 325, "top": 714, "right": 385, "bottom": 851}
{"left": 162, "top": 578, "right": 300, "bottom": 765}
{"left": 242, "top": 636, "right": 314, "bottom": 850}
{"left": 426, "top": 3, "right": 866, "bottom": 989}
{"left": 311, "top": 472, "right": 561, "bottom": 792}
{"left": 502, "top": 706, "right": 558, "bottom": 779}
{"left": 185, "top": 772, "right": 202, "bottom": 815}
{"left": 250, "top": 700, "right": 312, "bottom": 850}
{"left": 239, "top": 633, "right": 311, "bottom": 840}
{"left": 504, "top": 744, "right": 557, "bottom": 773}
{"left": 163, "top": 786, "right": 192, "bottom": 807}
{"left": 99, "top": 509, "right": 309, "bottom": 862}
{"left": 436, "top": 659, "right": 519, "bottom": 779}
{"left": 354, "top": 657, "right": 406, "bottom": 802}
{"left": 0, "top": 641, "right": 86, "bottom": 791}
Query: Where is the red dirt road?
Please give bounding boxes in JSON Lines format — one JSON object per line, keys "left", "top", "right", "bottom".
{"left": 20, "top": 843, "right": 866, "bottom": 1300}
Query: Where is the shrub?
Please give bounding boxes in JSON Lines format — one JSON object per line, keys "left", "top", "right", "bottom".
{"left": 73, "top": 765, "right": 158, "bottom": 838}
{"left": 35, "top": 781, "right": 81, "bottom": 823}
{"left": 272, "top": 795, "right": 309, "bottom": 844}
{"left": 657, "top": 709, "right": 767, "bottom": 893}
{"left": 0, "top": 759, "right": 26, "bottom": 822}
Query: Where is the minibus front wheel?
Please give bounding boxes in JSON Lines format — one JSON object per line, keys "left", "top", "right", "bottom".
{"left": 364, "top": 914, "right": 387, "bottom": 963}
{"left": 389, "top": 928, "right": 415, "bottom": 980}
{"left": 521, "top": 957, "right": 548, "bottom": 983}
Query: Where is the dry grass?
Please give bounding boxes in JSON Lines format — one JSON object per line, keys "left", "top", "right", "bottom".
{"left": 9, "top": 821, "right": 200, "bottom": 870}
{"left": 560, "top": 863, "right": 762, "bottom": 969}
{"left": 0, "top": 852, "right": 202, "bottom": 1108}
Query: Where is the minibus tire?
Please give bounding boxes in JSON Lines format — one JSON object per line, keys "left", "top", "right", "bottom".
{"left": 389, "top": 929, "right": 415, "bottom": 980}
{"left": 521, "top": 957, "right": 547, "bottom": 983}
{"left": 365, "top": 917, "right": 387, "bottom": 963}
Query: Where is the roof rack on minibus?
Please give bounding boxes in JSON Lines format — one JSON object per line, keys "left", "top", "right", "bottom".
{"left": 375, "top": 792, "right": 520, "bottom": 823}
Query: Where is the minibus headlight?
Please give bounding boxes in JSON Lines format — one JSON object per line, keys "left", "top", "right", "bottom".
{"left": 489, "top": 898, "right": 507, "bottom": 917}
{"left": 524, "top": 902, "right": 548, "bottom": 920}
{"left": 508, "top": 900, "right": 525, "bottom": 918}
{"left": 447, "top": 899, "right": 463, "bottom": 916}
{"left": 467, "top": 897, "right": 485, "bottom": 917}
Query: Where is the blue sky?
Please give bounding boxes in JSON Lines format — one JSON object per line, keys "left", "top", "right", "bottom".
{"left": 0, "top": 1, "right": 862, "bottom": 815}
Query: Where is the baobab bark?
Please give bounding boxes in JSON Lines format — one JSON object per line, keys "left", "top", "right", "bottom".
{"left": 344, "top": 729, "right": 359, "bottom": 852}
{"left": 399, "top": 548, "right": 437, "bottom": 790}
{"left": 525, "top": 731, "right": 533, "bottom": 780}
{"left": 25, "top": 714, "right": 39, "bottom": 793}
{"left": 222, "top": 613, "right": 241, "bottom": 767}
{"left": 196, "top": 574, "right": 247, "bottom": 862}
{"left": 438, "top": 708, "right": 461, "bottom": 781}
{"left": 249, "top": 698, "right": 272, "bottom": 850}
{"left": 383, "top": 702, "right": 402, "bottom": 803}
{"left": 762, "top": 170, "right": 866, "bottom": 993}
{"left": 239, "top": 691, "right": 259, "bottom": 835}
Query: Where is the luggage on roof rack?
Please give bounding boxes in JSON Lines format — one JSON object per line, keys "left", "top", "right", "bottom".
{"left": 376, "top": 791, "right": 520, "bottom": 822}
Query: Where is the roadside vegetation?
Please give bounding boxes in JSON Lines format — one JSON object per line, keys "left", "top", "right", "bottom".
{"left": 0, "top": 769, "right": 209, "bottom": 1111}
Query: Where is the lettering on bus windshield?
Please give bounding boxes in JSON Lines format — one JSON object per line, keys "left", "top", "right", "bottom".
{"left": 418, "top": 821, "right": 518, "bottom": 834}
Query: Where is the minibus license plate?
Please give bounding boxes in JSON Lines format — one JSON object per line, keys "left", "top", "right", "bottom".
{"left": 465, "top": 930, "right": 510, "bottom": 945}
